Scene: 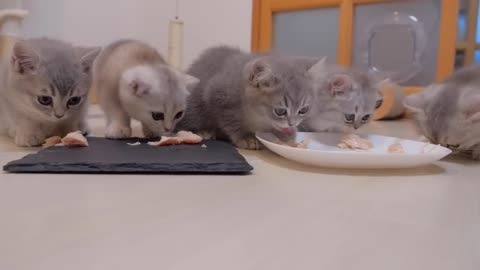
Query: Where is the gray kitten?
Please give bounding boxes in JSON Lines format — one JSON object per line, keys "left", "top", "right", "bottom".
{"left": 299, "top": 58, "right": 384, "bottom": 133}
{"left": 177, "top": 46, "right": 321, "bottom": 150}
{"left": 93, "top": 39, "right": 199, "bottom": 139}
{"left": 0, "top": 38, "right": 99, "bottom": 146}
{"left": 404, "top": 65, "right": 480, "bottom": 159}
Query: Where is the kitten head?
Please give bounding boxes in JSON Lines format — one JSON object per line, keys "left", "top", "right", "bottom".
{"left": 404, "top": 81, "right": 480, "bottom": 153}
{"left": 308, "top": 59, "right": 385, "bottom": 132}
{"left": 243, "top": 56, "right": 315, "bottom": 134}
{"left": 119, "top": 64, "right": 199, "bottom": 133}
{"left": 7, "top": 38, "right": 100, "bottom": 122}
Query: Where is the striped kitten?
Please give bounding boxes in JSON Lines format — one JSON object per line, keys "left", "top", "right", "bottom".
{"left": 405, "top": 65, "right": 480, "bottom": 159}
{"left": 178, "top": 46, "right": 321, "bottom": 150}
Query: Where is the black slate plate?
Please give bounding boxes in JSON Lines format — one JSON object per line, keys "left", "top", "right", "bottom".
{"left": 3, "top": 137, "right": 253, "bottom": 174}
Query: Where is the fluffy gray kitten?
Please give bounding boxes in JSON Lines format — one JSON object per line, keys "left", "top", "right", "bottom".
{"left": 93, "top": 39, "right": 199, "bottom": 139}
{"left": 299, "top": 58, "right": 384, "bottom": 133}
{"left": 177, "top": 46, "right": 321, "bottom": 150}
{"left": 404, "top": 65, "right": 480, "bottom": 159}
{"left": 0, "top": 38, "right": 99, "bottom": 146}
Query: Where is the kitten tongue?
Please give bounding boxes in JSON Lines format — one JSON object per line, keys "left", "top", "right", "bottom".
{"left": 281, "top": 127, "right": 295, "bottom": 135}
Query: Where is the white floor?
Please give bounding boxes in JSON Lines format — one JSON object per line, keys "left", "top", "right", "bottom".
{"left": 1, "top": 107, "right": 479, "bottom": 270}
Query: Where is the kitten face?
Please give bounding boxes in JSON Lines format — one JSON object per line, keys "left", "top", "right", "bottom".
{"left": 120, "top": 65, "right": 199, "bottom": 133}
{"left": 7, "top": 40, "right": 99, "bottom": 123}
{"left": 405, "top": 83, "right": 480, "bottom": 154}
{"left": 243, "top": 57, "right": 314, "bottom": 134}
{"left": 307, "top": 60, "right": 383, "bottom": 132}
{"left": 327, "top": 74, "right": 383, "bottom": 131}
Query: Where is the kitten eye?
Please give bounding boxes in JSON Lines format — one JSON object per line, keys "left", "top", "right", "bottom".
{"left": 151, "top": 112, "right": 164, "bottom": 121}
{"left": 67, "top": 96, "right": 82, "bottom": 106}
{"left": 37, "top": 96, "right": 53, "bottom": 106}
{"left": 174, "top": 111, "right": 184, "bottom": 119}
{"left": 274, "top": 108, "right": 287, "bottom": 117}
{"left": 298, "top": 107, "right": 310, "bottom": 115}
{"left": 375, "top": 99, "right": 383, "bottom": 109}
{"left": 361, "top": 114, "right": 371, "bottom": 122}
{"left": 344, "top": 114, "right": 355, "bottom": 123}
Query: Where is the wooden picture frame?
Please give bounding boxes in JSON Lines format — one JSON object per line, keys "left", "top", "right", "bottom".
{"left": 251, "top": 0, "right": 459, "bottom": 95}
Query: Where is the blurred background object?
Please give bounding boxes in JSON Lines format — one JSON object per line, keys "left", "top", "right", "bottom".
{"left": 0, "top": 1, "right": 27, "bottom": 60}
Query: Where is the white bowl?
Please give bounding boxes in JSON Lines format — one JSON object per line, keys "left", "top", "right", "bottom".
{"left": 256, "top": 132, "right": 452, "bottom": 169}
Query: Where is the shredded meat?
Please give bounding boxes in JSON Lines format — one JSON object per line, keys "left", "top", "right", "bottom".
{"left": 62, "top": 131, "right": 89, "bottom": 147}
{"left": 42, "top": 136, "right": 63, "bottom": 148}
{"left": 388, "top": 143, "right": 405, "bottom": 154}
{"left": 337, "top": 134, "right": 373, "bottom": 151}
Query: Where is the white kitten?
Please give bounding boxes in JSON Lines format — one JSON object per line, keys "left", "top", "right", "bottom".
{"left": 93, "top": 39, "right": 199, "bottom": 139}
{"left": 0, "top": 38, "right": 99, "bottom": 146}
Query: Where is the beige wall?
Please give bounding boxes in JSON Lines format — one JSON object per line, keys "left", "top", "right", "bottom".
{"left": 17, "top": 0, "right": 252, "bottom": 68}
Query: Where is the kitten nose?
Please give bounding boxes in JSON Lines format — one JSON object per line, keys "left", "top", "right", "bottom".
{"left": 287, "top": 118, "right": 297, "bottom": 127}
{"left": 55, "top": 113, "right": 64, "bottom": 119}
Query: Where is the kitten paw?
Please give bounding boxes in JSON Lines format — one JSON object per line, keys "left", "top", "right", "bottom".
{"left": 106, "top": 124, "right": 131, "bottom": 139}
{"left": 234, "top": 137, "right": 262, "bottom": 150}
{"left": 14, "top": 133, "right": 45, "bottom": 147}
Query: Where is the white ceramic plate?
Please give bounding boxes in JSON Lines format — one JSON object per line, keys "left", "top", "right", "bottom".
{"left": 256, "top": 132, "right": 452, "bottom": 169}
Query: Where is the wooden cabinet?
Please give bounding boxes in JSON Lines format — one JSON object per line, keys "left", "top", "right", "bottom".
{"left": 252, "top": 0, "right": 459, "bottom": 94}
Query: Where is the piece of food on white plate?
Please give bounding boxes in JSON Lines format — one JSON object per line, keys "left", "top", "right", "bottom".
{"left": 274, "top": 139, "right": 309, "bottom": 148}
{"left": 337, "top": 134, "right": 373, "bottom": 151}
{"left": 148, "top": 136, "right": 183, "bottom": 146}
{"left": 62, "top": 131, "right": 89, "bottom": 147}
{"left": 177, "top": 131, "right": 203, "bottom": 144}
{"left": 43, "top": 136, "right": 63, "bottom": 148}
{"left": 388, "top": 143, "right": 405, "bottom": 154}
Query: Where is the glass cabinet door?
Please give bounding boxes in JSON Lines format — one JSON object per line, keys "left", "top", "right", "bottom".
{"left": 272, "top": 7, "right": 340, "bottom": 60}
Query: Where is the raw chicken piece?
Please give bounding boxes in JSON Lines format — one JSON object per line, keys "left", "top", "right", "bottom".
{"left": 148, "top": 136, "right": 183, "bottom": 146}
{"left": 43, "top": 136, "right": 63, "bottom": 148}
{"left": 388, "top": 143, "right": 405, "bottom": 154}
{"left": 337, "top": 134, "right": 373, "bottom": 151}
{"left": 177, "top": 131, "right": 203, "bottom": 144}
{"left": 62, "top": 131, "right": 89, "bottom": 147}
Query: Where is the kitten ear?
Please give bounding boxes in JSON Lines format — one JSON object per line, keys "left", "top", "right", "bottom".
{"left": 328, "top": 74, "right": 353, "bottom": 97}
{"left": 129, "top": 79, "right": 150, "bottom": 96}
{"left": 79, "top": 47, "right": 101, "bottom": 74}
{"left": 403, "top": 84, "right": 441, "bottom": 114}
{"left": 182, "top": 73, "right": 200, "bottom": 93}
{"left": 307, "top": 57, "right": 328, "bottom": 77}
{"left": 11, "top": 40, "right": 40, "bottom": 74}
{"left": 244, "top": 58, "right": 279, "bottom": 92}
